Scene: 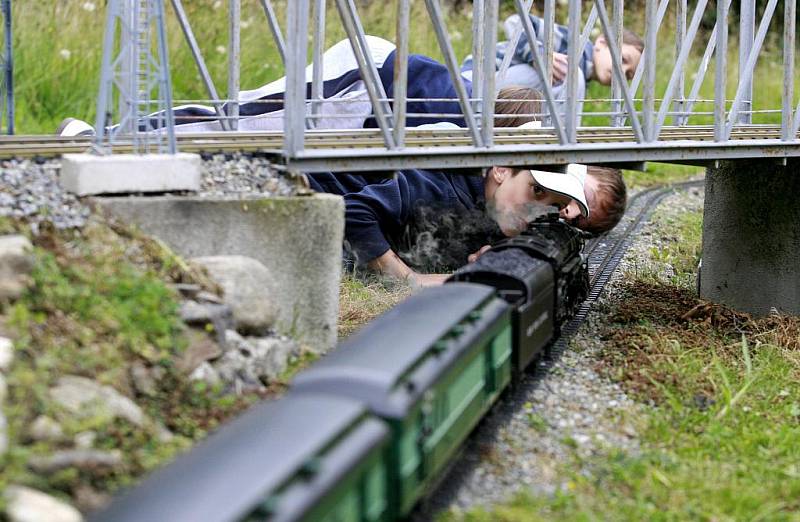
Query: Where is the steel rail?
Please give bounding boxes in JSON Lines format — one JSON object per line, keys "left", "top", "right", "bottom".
{"left": 7, "top": 127, "right": 800, "bottom": 172}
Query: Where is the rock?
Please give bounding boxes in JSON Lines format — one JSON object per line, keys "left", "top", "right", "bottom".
{"left": 245, "top": 337, "right": 296, "bottom": 381}
{"left": 178, "top": 300, "right": 234, "bottom": 344}
{"left": 72, "top": 484, "right": 111, "bottom": 513}
{"left": 213, "top": 350, "right": 260, "bottom": 391}
{"left": 28, "top": 449, "right": 123, "bottom": 474}
{"left": 130, "top": 361, "right": 160, "bottom": 397}
{"left": 190, "top": 256, "right": 277, "bottom": 334}
{"left": 213, "top": 335, "right": 297, "bottom": 389}
{"left": 50, "top": 376, "right": 146, "bottom": 427}
{"left": 28, "top": 416, "right": 64, "bottom": 442}
{"left": 196, "top": 290, "right": 224, "bottom": 304}
{"left": 189, "top": 362, "right": 221, "bottom": 386}
{"left": 0, "top": 336, "right": 14, "bottom": 371}
{"left": 74, "top": 431, "right": 96, "bottom": 449}
{"left": 172, "top": 283, "right": 201, "bottom": 299}
{"left": 223, "top": 329, "right": 247, "bottom": 352}
{"left": 156, "top": 424, "right": 175, "bottom": 443}
{"left": 5, "top": 485, "right": 83, "bottom": 522}
{"left": 179, "top": 300, "right": 232, "bottom": 325}
{"left": 0, "top": 235, "right": 34, "bottom": 302}
{"left": 177, "top": 330, "right": 223, "bottom": 374}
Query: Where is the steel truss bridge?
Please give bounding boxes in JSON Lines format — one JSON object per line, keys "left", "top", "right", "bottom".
{"left": 49, "top": 0, "right": 799, "bottom": 173}
{"left": 1, "top": 0, "right": 799, "bottom": 170}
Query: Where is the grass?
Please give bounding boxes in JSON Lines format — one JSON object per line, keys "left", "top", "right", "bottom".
{"left": 441, "top": 195, "right": 800, "bottom": 521}
{"left": 0, "top": 216, "right": 261, "bottom": 505}
{"left": 623, "top": 162, "right": 703, "bottom": 190}
{"left": 338, "top": 272, "right": 411, "bottom": 339}
{"left": 5, "top": 1, "right": 793, "bottom": 134}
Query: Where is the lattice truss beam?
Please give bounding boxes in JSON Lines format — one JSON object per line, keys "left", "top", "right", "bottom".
{"left": 95, "top": 0, "right": 177, "bottom": 154}
{"left": 102, "top": 0, "right": 800, "bottom": 168}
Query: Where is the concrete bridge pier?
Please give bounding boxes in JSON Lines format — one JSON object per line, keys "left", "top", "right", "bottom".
{"left": 700, "top": 159, "right": 800, "bottom": 316}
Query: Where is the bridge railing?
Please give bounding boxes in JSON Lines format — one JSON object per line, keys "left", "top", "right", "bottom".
{"left": 100, "top": 0, "right": 800, "bottom": 170}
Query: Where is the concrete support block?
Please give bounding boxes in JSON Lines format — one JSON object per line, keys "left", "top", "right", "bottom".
{"left": 60, "top": 153, "right": 201, "bottom": 196}
{"left": 97, "top": 195, "right": 344, "bottom": 351}
{"left": 700, "top": 159, "right": 800, "bottom": 316}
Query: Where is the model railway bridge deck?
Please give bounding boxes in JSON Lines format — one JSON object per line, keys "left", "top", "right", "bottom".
{"left": 0, "top": 0, "right": 797, "bottom": 315}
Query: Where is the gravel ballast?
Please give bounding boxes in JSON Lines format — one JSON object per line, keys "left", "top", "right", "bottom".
{"left": 0, "top": 154, "right": 299, "bottom": 231}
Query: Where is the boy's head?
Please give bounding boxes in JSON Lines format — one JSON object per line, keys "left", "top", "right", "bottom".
{"left": 483, "top": 165, "right": 626, "bottom": 236}
{"left": 591, "top": 30, "right": 644, "bottom": 86}
{"left": 562, "top": 166, "right": 627, "bottom": 234}
{"left": 495, "top": 86, "right": 543, "bottom": 127}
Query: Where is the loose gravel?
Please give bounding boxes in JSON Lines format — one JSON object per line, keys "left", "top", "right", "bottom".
{"left": 419, "top": 183, "right": 706, "bottom": 519}
{"left": 0, "top": 153, "right": 299, "bottom": 233}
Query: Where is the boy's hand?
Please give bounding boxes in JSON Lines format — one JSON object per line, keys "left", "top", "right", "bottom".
{"left": 369, "top": 250, "right": 449, "bottom": 287}
{"left": 468, "top": 245, "right": 492, "bottom": 263}
{"left": 551, "top": 52, "right": 569, "bottom": 83}
{"left": 409, "top": 273, "right": 450, "bottom": 288}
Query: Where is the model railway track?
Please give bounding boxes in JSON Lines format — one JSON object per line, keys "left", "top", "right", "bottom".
{"left": 0, "top": 126, "right": 797, "bottom": 158}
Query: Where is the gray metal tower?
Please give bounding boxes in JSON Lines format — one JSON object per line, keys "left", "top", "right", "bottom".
{"left": 94, "top": 0, "right": 176, "bottom": 154}
{"left": 0, "top": 0, "right": 13, "bottom": 135}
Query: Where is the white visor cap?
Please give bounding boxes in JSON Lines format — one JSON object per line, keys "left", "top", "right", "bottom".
{"left": 528, "top": 163, "right": 590, "bottom": 218}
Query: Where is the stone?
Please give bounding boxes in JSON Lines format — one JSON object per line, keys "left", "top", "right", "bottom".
{"left": 59, "top": 153, "right": 202, "bottom": 196}
{"left": 172, "top": 283, "right": 201, "bottom": 299}
{"left": 195, "top": 290, "right": 224, "bottom": 304}
{"left": 189, "top": 362, "right": 221, "bottom": 386}
{"left": 213, "top": 350, "right": 259, "bottom": 390}
{"left": 0, "top": 336, "right": 14, "bottom": 371}
{"left": 0, "top": 235, "right": 34, "bottom": 303}
{"left": 130, "top": 361, "right": 160, "bottom": 397}
{"left": 190, "top": 256, "right": 277, "bottom": 334}
{"left": 245, "top": 337, "right": 297, "bottom": 382}
{"left": 213, "top": 335, "right": 297, "bottom": 388}
{"left": 28, "top": 449, "right": 123, "bottom": 474}
{"left": 72, "top": 485, "right": 111, "bottom": 513}
{"left": 28, "top": 416, "right": 64, "bottom": 442}
{"left": 5, "top": 485, "right": 83, "bottom": 522}
{"left": 177, "top": 330, "right": 223, "bottom": 374}
{"left": 223, "top": 329, "right": 247, "bottom": 351}
{"left": 178, "top": 301, "right": 233, "bottom": 345}
{"left": 50, "top": 375, "right": 146, "bottom": 427}
{"left": 74, "top": 431, "right": 97, "bottom": 449}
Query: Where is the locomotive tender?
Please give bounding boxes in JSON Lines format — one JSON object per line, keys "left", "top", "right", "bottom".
{"left": 96, "top": 217, "right": 589, "bottom": 522}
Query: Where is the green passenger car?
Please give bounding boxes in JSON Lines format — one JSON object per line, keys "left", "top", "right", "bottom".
{"left": 292, "top": 283, "right": 513, "bottom": 517}
{"left": 94, "top": 394, "right": 392, "bottom": 522}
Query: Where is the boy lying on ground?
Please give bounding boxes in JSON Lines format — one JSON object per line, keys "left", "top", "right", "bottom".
{"left": 462, "top": 14, "right": 643, "bottom": 123}
{"left": 306, "top": 162, "right": 625, "bottom": 286}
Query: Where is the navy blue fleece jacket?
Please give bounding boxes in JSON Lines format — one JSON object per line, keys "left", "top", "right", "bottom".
{"left": 306, "top": 170, "right": 487, "bottom": 264}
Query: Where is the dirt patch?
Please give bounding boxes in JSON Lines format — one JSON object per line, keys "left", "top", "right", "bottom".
{"left": 597, "top": 281, "right": 800, "bottom": 401}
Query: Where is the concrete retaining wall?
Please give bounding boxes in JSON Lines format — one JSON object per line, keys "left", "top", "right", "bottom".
{"left": 97, "top": 194, "right": 344, "bottom": 351}
{"left": 700, "top": 159, "right": 800, "bottom": 316}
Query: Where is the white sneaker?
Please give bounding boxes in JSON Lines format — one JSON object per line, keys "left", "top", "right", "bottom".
{"left": 503, "top": 14, "right": 523, "bottom": 41}
{"left": 56, "top": 117, "right": 96, "bottom": 137}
